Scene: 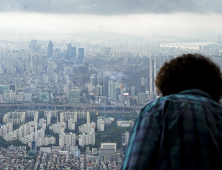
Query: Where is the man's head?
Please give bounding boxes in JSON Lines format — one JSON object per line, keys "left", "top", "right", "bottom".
{"left": 155, "top": 53, "right": 222, "bottom": 103}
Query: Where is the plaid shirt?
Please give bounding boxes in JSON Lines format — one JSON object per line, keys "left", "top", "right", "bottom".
{"left": 121, "top": 89, "right": 222, "bottom": 170}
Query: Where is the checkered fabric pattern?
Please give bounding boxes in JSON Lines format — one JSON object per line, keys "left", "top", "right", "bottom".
{"left": 121, "top": 89, "right": 222, "bottom": 170}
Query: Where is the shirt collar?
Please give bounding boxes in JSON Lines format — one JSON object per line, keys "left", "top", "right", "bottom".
{"left": 178, "top": 89, "right": 213, "bottom": 100}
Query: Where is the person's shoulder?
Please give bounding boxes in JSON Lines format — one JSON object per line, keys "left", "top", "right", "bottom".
{"left": 140, "top": 96, "right": 167, "bottom": 117}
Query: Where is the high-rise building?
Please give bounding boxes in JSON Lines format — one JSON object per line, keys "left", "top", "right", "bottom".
{"left": 131, "top": 65, "right": 142, "bottom": 95}
{"left": 47, "top": 40, "right": 53, "bottom": 58}
{"left": 97, "top": 117, "right": 104, "bottom": 131}
{"left": 125, "top": 132, "right": 129, "bottom": 146}
{"left": 121, "top": 131, "right": 131, "bottom": 154}
{"left": 218, "top": 35, "right": 221, "bottom": 44}
{"left": 47, "top": 112, "right": 51, "bottom": 125}
{"left": 79, "top": 122, "right": 96, "bottom": 133}
{"left": 149, "top": 56, "right": 157, "bottom": 95}
{"left": 108, "top": 81, "right": 120, "bottom": 100}
{"left": 90, "top": 76, "right": 96, "bottom": 86}
{"left": 59, "top": 132, "right": 76, "bottom": 147}
{"left": 49, "top": 122, "right": 66, "bottom": 134}
{"left": 29, "top": 40, "right": 41, "bottom": 52}
{"left": 79, "top": 133, "right": 95, "bottom": 147}
{"left": 87, "top": 112, "right": 90, "bottom": 124}
{"left": 9, "top": 84, "right": 16, "bottom": 92}
{"left": 67, "top": 43, "right": 76, "bottom": 60}
{"left": 68, "top": 119, "right": 75, "bottom": 130}
{"left": 138, "top": 92, "right": 146, "bottom": 105}
{"left": 102, "top": 76, "right": 110, "bottom": 97}
{"left": 68, "top": 90, "right": 80, "bottom": 103}
{"left": 95, "top": 84, "right": 102, "bottom": 96}
{"left": 39, "top": 118, "right": 46, "bottom": 130}
{"left": 74, "top": 149, "right": 80, "bottom": 158}
{"left": 78, "top": 48, "right": 84, "bottom": 63}
{"left": 39, "top": 92, "right": 49, "bottom": 102}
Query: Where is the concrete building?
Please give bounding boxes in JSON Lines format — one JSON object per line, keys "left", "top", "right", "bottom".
{"left": 98, "top": 148, "right": 115, "bottom": 157}
{"left": 149, "top": 56, "right": 157, "bottom": 95}
{"left": 68, "top": 90, "right": 80, "bottom": 103}
{"left": 87, "top": 112, "right": 90, "bottom": 124}
{"left": 47, "top": 112, "right": 51, "bottom": 125}
{"left": 97, "top": 117, "right": 105, "bottom": 131}
{"left": 0, "top": 122, "right": 13, "bottom": 136}
{"left": 3, "top": 112, "right": 26, "bottom": 125}
{"left": 108, "top": 81, "right": 120, "bottom": 100}
{"left": 60, "top": 111, "right": 77, "bottom": 123}
{"left": 49, "top": 122, "right": 67, "bottom": 134}
{"left": 101, "top": 143, "right": 117, "bottom": 152}
{"left": 47, "top": 40, "right": 53, "bottom": 58}
{"left": 74, "top": 149, "right": 80, "bottom": 159}
{"left": 59, "top": 132, "right": 76, "bottom": 147}
{"left": 138, "top": 92, "right": 146, "bottom": 105}
{"left": 68, "top": 119, "right": 75, "bottom": 130}
{"left": 79, "top": 122, "right": 96, "bottom": 133}
{"left": 79, "top": 133, "right": 95, "bottom": 147}
{"left": 39, "top": 118, "right": 46, "bottom": 130}
{"left": 95, "top": 84, "right": 103, "bottom": 96}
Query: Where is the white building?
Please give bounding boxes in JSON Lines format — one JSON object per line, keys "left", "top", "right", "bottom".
{"left": 60, "top": 112, "right": 64, "bottom": 123}
{"left": 34, "top": 112, "right": 39, "bottom": 123}
{"left": 68, "top": 119, "right": 75, "bottom": 130}
{"left": 125, "top": 132, "right": 129, "bottom": 146}
{"left": 101, "top": 143, "right": 117, "bottom": 152}
{"left": 87, "top": 112, "right": 90, "bottom": 124}
{"left": 3, "top": 112, "right": 26, "bottom": 125}
{"left": 149, "top": 56, "right": 157, "bottom": 95}
{"left": 39, "top": 118, "right": 46, "bottom": 130}
{"left": 24, "top": 92, "right": 32, "bottom": 102}
{"left": 49, "top": 122, "right": 67, "bottom": 134}
{"left": 3, "top": 123, "right": 44, "bottom": 142}
{"left": 47, "top": 112, "right": 51, "bottom": 125}
{"left": 77, "top": 111, "right": 87, "bottom": 119}
{"left": 60, "top": 111, "right": 77, "bottom": 123}
{"left": 79, "top": 133, "right": 95, "bottom": 147}
{"left": 0, "top": 122, "right": 13, "bottom": 136}
{"left": 44, "top": 110, "right": 58, "bottom": 118}
{"left": 59, "top": 132, "right": 76, "bottom": 147}
{"left": 97, "top": 117, "right": 105, "bottom": 131}
{"left": 79, "top": 122, "right": 96, "bottom": 133}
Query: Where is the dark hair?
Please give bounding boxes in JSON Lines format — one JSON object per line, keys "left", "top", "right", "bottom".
{"left": 155, "top": 53, "right": 222, "bottom": 103}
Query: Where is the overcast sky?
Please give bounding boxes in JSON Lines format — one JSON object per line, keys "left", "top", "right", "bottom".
{"left": 0, "top": 0, "right": 220, "bottom": 15}
{"left": 0, "top": 0, "right": 221, "bottom": 41}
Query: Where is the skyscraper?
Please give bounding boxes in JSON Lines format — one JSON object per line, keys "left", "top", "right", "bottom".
{"left": 47, "top": 40, "right": 53, "bottom": 58}
{"left": 218, "top": 35, "right": 221, "bottom": 44}
{"left": 67, "top": 43, "right": 76, "bottom": 60}
{"left": 149, "top": 56, "right": 156, "bottom": 95}
{"left": 78, "top": 48, "right": 84, "bottom": 63}
{"left": 9, "top": 84, "right": 16, "bottom": 92}
{"left": 102, "top": 76, "right": 110, "bottom": 97}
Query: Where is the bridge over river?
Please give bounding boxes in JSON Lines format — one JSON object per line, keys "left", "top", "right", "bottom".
{"left": 0, "top": 103, "right": 142, "bottom": 113}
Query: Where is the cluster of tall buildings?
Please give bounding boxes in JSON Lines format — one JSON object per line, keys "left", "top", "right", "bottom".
{"left": 79, "top": 133, "right": 95, "bottom": 147}
{"left": 0, "top": 38, "right": 222, "bottom": 107}
{"left": 97, "top": 116, "right": 114, "bottom": 131}
{"left": 3, "top": 121, "right": 38, "bottom": 141}
{"left": 49, "top": 122, "right": 66, "bottom": 134}
{"left": 59, "top": 132, "right": 76, "bottom": 147}
{"left": 0, "top": 122, "right": 13, "bottom": 136}
{"left": 78, "top": 122, "right": 96, "bottom": 133}
{"left": 3, "top": 112, "right": 26, "bottom": 125}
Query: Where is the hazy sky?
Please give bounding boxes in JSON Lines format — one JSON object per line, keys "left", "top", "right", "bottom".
{"left": 0, "top": 1, "right": 222, "bottom": 41}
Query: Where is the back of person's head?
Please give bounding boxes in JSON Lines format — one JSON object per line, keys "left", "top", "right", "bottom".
{"left": 155, "top": 53, "right": 222, "bottom": 103}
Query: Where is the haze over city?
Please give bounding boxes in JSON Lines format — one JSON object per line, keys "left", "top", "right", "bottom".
{"left": 0, "top": 0, "right": 222, "bottom": 169}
